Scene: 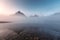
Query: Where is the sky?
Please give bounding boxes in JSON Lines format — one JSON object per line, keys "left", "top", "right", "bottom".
{"left": 0, "top": 0, "right": 60, "bottom": 16}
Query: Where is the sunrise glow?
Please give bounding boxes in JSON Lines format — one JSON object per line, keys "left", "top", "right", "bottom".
{"left": 0, "top": 0, "right": 16, "bottom": 16}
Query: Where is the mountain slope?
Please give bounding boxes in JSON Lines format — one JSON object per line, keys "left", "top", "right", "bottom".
{"left": 14, "top": 11, "right": 25, "bottom": 16}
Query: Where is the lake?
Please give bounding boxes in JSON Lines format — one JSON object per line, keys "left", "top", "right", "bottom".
{"left": 0, "top": 16, "right": 60, "bottom": 40}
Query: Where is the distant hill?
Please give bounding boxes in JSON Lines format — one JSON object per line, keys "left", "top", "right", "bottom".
{"left": 30, "top": 14, "right": 39, "bottom": 17}
{"left": 52, "top": 12, "right": 60, "bottom": 16}
{"left": 44, "top": 12, "right": 60, "bottom": 24}
{"left": 0, "top": 21, "right": 11, "bottom": 23}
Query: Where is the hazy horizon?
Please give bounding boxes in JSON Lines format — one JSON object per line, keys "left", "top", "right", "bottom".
{"left": 0, "top": 0, "right": 60, "bottom": 16}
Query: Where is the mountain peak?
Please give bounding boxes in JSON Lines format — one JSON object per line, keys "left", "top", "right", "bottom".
{"left": 15, "top": 11, "right": 25, "bottom": 16}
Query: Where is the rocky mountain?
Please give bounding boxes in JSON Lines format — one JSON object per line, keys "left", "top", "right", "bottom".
{"left": 14, "top": 11, "right": 25, "bottom": 16}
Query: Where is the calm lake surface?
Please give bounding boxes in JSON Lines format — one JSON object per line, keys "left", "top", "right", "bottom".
{"left": 0, "top": 16, "right": 60, "bottom": 40}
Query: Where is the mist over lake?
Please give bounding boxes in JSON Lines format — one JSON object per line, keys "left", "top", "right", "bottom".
{"left": 0, "top": 16, "right": 60, "bottom": 40}
{"left": 1, "top": 0, "right": 60, "bottom": 40}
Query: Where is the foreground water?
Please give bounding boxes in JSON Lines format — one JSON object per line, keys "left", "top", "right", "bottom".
{"left": 0, "top": 16, "right": 60, "bottom": 40}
